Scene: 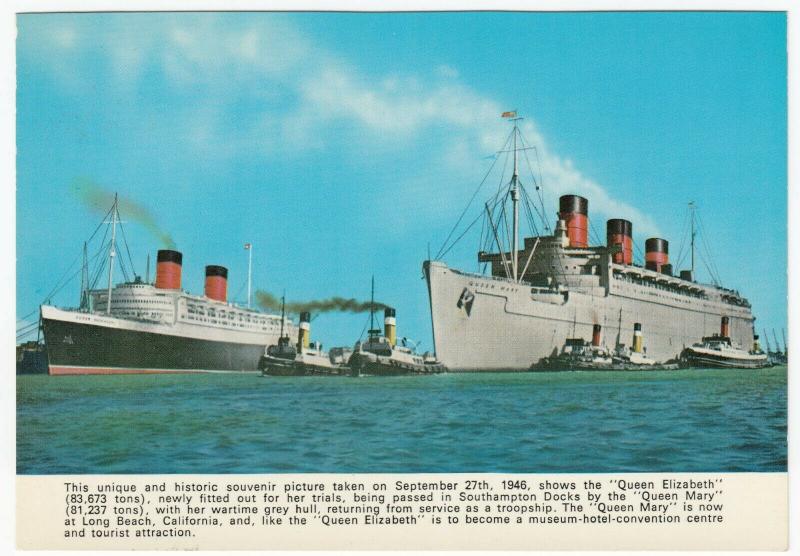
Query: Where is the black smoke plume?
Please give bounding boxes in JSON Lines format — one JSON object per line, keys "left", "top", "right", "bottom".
{"left": 255, "top": 290, "right": 388, "bottom": 315}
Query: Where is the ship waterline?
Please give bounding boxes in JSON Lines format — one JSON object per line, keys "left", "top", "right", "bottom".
{"left": 424, "top": 260, "right": 754, "bottom": 371}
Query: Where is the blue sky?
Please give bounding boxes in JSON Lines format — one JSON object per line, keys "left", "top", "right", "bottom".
{"left": 16, "top": 12, "right": 787, "bottom": 350}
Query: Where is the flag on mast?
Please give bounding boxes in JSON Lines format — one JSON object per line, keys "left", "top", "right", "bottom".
{"left": 502, "top": 111, "right": 517, "bottom": 118}
{"left": 244, "top": 243, "right": 251, "bottom": 250}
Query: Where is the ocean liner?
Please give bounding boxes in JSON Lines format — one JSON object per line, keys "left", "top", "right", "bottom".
{"left": 40, "top": 197, "right": 296, "bottom": 375}
{"left": 423, "top": 115, "right": 756, "bottom": 371}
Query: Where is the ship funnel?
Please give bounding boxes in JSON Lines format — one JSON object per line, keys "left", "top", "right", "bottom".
{"left": 298, "top": 311, "right": 311, "bottom": 349}
{"left": 720, "top": 316, "right": 730, "bottom": 338}
{"left": 155, "top": 249, "right": 183, "bottom": 290}
{"left": 606, "top": 219, "right": 632, "bottom": 264}
{"left": 632, "top": 322, "right": 643, "bottom": 353}
{"left": 645, "top": 238, "right": 669, "bottom": 273}
{"left": 753, "top": 334, "right": 761, "bottom": 352}
{"left": 592, "top": 324, "right": 602, "bottom": 347}
{"left": 384, "top": 307, "right": 397, "bottom": 347}
{"left": 558, "top": 195, "right": 589, "bottom": 248}
{"left": 204, "top": 265, "right": 228, "bottom": 302}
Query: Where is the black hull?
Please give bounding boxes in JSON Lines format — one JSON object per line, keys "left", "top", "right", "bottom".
{"left": 42, "top": 317, "right": 266, "bottom": 375}
{"left": 533, "top": 361, "right": 679, "bottom": 372}
{"left": 259, "top": 355, "right": 350, "bottom": 377}
{"left": 349, "top": 354, "right": 445, "bottom": 377}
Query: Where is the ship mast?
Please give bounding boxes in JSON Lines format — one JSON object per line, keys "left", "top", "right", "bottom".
{"left": 689, "top": 201, "right": 696, "bottom": 277}
{"left": 369, "top": 275, "right": 375, "bottom": 334}
{"left": 436, "top": 110, "right": 548, "bottom": 282}
{"left": 511, "top": 125, "right": 520, "bottom": 281}
{"left": 246, "top": 243, "right": 253, "bottom": 309}
{"left": 79, "top": 242, "right": 89, "bottom": 311}
{"left": 279, "top": 292, "right": 285, "bottom": 339}
{"left": 105, "top": 193, "right": 119, "bottom": 315}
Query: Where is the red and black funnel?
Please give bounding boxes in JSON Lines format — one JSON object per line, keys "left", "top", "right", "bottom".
{"left": 204, "top": 265, "right": 228, "bottom": 302}
{"left": 645, "top": 238, "right": 669, "bottom": 272}
{"left": 606, "top": 219, "right": 633, "bottom": 265}
{"left": 155, "top": 249, "right": 182, "bottom": 290}
{"left": 559, "top": 195, "right": 589, "bottom": 248}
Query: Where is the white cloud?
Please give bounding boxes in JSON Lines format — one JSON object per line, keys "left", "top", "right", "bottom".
{"left": 518, "top": 121, "right": 661, "bottom": 236}
{"left": 23, "top": 14, "right": 661, "bottom": 236}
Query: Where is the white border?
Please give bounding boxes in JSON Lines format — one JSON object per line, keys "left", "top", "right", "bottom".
{"left": 2, "top": 2, "right": 795, "bottom": 556}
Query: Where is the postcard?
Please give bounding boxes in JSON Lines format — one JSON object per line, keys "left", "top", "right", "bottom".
{"left": 12, "top": 6, "right": 791, "bottom": 551}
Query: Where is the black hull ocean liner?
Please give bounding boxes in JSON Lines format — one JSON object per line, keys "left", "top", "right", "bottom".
{"left": 42, "top": 305, "right": 270, "bottom": 375}
{"left": 40, "top": 198, "right": 295, "bottom": 375}
{"left": 424, "top": 114, "right": 758, "bottom": 371}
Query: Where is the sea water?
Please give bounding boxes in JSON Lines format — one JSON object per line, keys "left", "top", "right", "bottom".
{"left": 17, "top": 367, "right": 787, "bottom": 474}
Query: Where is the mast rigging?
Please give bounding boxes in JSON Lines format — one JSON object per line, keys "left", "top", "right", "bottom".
{"left": 105, "top": 194, "right": 119, "bottom": 315}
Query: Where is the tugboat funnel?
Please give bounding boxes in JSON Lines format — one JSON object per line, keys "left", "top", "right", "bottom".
{"left": 721, "top": 316, "right": 730, "bottom": 338}
{"left": 384, "top": 308, "right": 397, "bottom": 347}
{"left": 632, "top": 323, "right": 643, "bottom": 353}
{"left": 753, "top": 334, "right": 761, "bottom": 352}
{"left": 298, "top": 311, "right": 311, "bottom": 349}
{"left": 592, "top": 324, "right": 602, "bottom": 347}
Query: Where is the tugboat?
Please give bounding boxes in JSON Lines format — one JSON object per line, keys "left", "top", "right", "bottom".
{"left": 291, "top": 342, "right": 351, "bottom": 376}
{"left": 290, "top": 312, "right": 351, "bottom": 376}
{"left": 534, "top": 323, "right": 678, "bottom": 371}
{"left": 260, "top": 306, "right": 351, "bottom": 376}
{"left": 534, "top": 325, "right": 613, "bottom": 371}
{"left": 681, "top": 317, "right": 771, "bottom": 369}
{"left": 610, "top": 323, "right": 679, "bottom": 370}
{"left": 348, "top": 279, "right": 445, "bottom": 376}
{"left": 259, "top": 296, "right": 298, "bottom": 376}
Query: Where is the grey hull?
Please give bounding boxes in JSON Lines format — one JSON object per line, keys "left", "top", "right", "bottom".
{"left": 425, "top": 261, "right": 755, "bottom": 371}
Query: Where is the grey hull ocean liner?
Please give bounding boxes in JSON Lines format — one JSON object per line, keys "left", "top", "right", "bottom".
{"left": 423, "top": 114, "right": 756, "bottom": 371}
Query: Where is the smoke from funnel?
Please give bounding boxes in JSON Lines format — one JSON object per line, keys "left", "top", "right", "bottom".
{"left": 255, "top": 290, "right": 388, "bottom": 315}
{"left": 71, "top": 177, "right": 176, "bottom": 249}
